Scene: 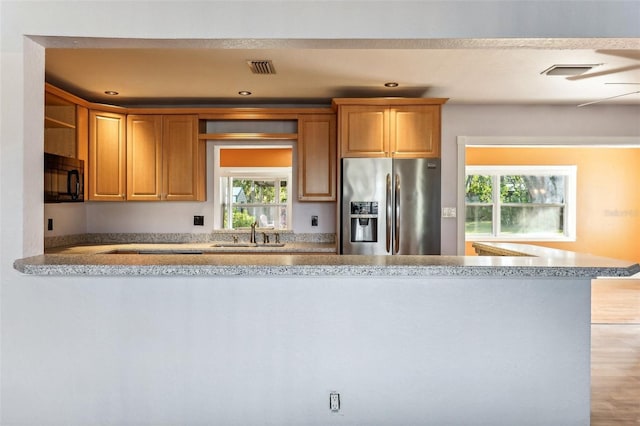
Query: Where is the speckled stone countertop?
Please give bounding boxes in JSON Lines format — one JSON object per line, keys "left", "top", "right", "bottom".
{"left": 14, "top": 242, "right": 639, "bottom": 277}
{"left": 44, "top": 241, "right": 337, "bottom": 255}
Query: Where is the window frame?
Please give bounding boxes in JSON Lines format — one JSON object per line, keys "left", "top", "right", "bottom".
{"left": 465, "top": 165, "right": 577, "bottom": 242}
{"left": 218, "top": 167, "right": 292, "bottom": 230}
{"left": 212, "top": 143, "right": 294, "bottom": 231}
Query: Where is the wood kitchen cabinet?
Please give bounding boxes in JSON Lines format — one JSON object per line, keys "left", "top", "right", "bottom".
{"left": 89, "top": 110, "right": 126, "bottom": 201}
{"left": 333, "top": 98, "right": 447, "bottom": 158}
{"left": 297, "top": 114, "right": 337, "bottom": 201}
{"left": 127, "top": 114, "right": 204, "bottom": 201}
{"left": 126, "top": 115, "right": 162, "bottom": 200}
{"left": 160, "top": 115, "right": 204, "bottom": 201}
{"left": 44, "top": 91, "right": 77, "bottom": 158}
{"left": 45, "top": 85, "right": 90, "bottom": 200}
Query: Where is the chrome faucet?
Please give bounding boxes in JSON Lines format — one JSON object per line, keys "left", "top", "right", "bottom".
{"left": 250, "top": 221, "right": 258, "bottom": 243}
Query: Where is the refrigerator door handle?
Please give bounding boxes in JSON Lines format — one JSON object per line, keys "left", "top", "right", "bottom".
{"left": 386, "top": 173, "right": 392, "bottom": 253}
{"left": 394, "top": 173, "right": 400, "bottom": 253}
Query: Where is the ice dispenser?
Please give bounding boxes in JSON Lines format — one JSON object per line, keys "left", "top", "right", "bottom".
{"left": 350, "top": 201, "right": 378, "bottom": 242}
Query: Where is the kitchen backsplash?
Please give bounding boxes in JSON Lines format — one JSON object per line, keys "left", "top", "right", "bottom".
{"left": 45, "top": 232, "right": 336, "bottom": 249}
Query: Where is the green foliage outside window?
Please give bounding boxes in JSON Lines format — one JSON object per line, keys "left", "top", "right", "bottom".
{"left": 223, "top": 209, "right": 256, "bottom": 228}
{"left": 466, "top": 171, "right": 568, "bottom": 237}
{"left": 465, "top": 175, "right": 493, "bottom": 203}
{"left": 221, "top": 176, "right": 289, "bottom": 229}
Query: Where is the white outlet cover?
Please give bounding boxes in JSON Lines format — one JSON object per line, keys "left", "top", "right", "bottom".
{"left": 442, "top": 207, "right": 457, "bottom": 218}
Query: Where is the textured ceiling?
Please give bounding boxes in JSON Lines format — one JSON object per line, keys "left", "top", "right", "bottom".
{"left": 42, "top": 37, "right": 640, "bottom": 106}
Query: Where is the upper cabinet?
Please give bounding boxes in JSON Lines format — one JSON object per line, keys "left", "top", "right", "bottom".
{"left": 126, "top": 115, "right": 162, "bottom": 201}
{"left": 45, "top": 84, "right": 90, "bottom": 200}
{"left": 126, "top": 114, "right": 204, "bottom": 201}
{"left": 44, "top": 91, "right": 77, "bottom": 158}
{"left": 47, "top": 84, "right": 355, "bottom": 204}
{"left": 160, "top": 115, "right": 204, "bottom": 201}
{"left": 297, "top": 114, "right": 337, "bottom": 201}
{"left": 89, "top": 110, "right": 127, "bottom": 201}
{"left": 333, "top": 98, "right": 447, "bottom": 158}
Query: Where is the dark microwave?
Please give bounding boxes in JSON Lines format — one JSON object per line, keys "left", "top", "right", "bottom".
{"left": 44, "top": 153, "right": 84, "bottom": 203}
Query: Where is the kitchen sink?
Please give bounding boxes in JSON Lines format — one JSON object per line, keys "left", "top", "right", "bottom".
{"left": 212, "top": 243, "right": 257, "bottom": 248}
{"left": 212, "top": 243, "right": 286, "bottom": 248}
{"left": 105, "top": 249, "right": 204, "bottom": 255}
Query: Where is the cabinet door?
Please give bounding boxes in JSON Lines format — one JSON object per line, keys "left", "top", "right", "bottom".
{"left": 339, "top": 105, "right": 388, "bottom": 158}
{"left": 162, "top": 115, "right": 203, "bottom": 201}
{"left": 390, "top": 105, "right": 441, "bottom": 158}
{"left": 127, "top": 115, "right": 162, "bottom": 200}
{"left": 298, "top": 114, "right": 336, "bottom": 201}
{"left": 89, "top": 110, "right": 126, "bottom": 201}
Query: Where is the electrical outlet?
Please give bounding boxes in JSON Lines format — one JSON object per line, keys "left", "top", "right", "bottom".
{"left": 329, "top": 392, "right": 340, "bottom": 412}
{"left": 442, "top": 207, "right": 457, "bottom": 218}
{"left": 193, "top": 215, "right": 204, "bottom": 226}
{"left": 311, "top": 215, "right": 318, "bottom": 226}
{"left": 47, "top": 218, "right": 53, "bottom": 231}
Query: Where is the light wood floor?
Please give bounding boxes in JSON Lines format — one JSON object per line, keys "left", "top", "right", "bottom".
{"left": 591, "top": 278, "right": 640, "bottom": 425}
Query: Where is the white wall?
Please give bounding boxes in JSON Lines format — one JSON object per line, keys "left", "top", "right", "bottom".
{"left": 2, "top": 274, "right": 592, "bottom": 425}
{"left": 3, "top": 1, "right": 640, "bottom": 424}
{"left": 43, "top": 203, "right": 87, "bottom": 237}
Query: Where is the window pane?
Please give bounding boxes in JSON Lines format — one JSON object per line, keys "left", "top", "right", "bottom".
{"left": 500, "top": 206, "right": 564, "bottom": 234}
{"left": 465, "top": 175, "right": 493, "bottom": 202}
{"left": 233, "top": 179, "right": 279, "bottom": 204}
{"left": 465, "top": 205, "right": 493, "bottom": 234}
{"left": 279, "top": 181, "right": 288, "bottom": 203}
{"left": 278, "top": 206, "right": 288, "bottom": 229}
{"left": 500, "top": 175, "right": 565, "bottom": 204}
{"left": 231, "top": 207, "right": 257, "bottom": 228}
{"left": 221, "top": 177, "right": 231, "bottom": 228}
{"left": 233, "top": 206, "right": 283, "bottom": 228}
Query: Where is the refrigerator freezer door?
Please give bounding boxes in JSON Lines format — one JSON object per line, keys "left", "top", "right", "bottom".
{"left": 341, "top": 158, "right": 392, "bottom": 254}
{"left": 393, "top": 158, "right": 441, "bottom": 255}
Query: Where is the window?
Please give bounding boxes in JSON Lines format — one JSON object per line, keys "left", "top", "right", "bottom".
{"left": 213, "top": 145, "right": 293, "bottom": 230}
{"left": 219, "top": 171, "right": 291, "bottom": 229}
{"left": 465, "top": 165, "right": 576, "bottom": 241}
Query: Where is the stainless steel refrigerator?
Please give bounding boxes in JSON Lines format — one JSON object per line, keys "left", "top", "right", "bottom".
{"left": 341, "top": 158, "right": 441, "bottom": 255}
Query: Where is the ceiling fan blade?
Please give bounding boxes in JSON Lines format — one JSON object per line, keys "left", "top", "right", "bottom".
{"left": 567, "top": 64, "right": 640, "bottom": 81}
{"left": 577, "top": 90, "right": 640, "bottom": 107}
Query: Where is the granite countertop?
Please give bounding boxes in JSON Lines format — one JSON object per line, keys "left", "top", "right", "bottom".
{"left": 45, "top": 241, "right": 337, "bottom": 255}
{"left": 471, "top": 241, "right": 596, "bottom": 259}
{"left": 14, "top": 242, "right": 640, "bottom": 278}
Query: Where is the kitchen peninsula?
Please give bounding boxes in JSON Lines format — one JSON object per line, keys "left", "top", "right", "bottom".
{"left": 14, "top": 242, "right": 638, "bottom": 277}
{"left": 13, "top": 244, "right": 638, "bottom": 424}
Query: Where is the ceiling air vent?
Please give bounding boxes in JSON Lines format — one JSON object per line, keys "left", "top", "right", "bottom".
{"left": 247, "top": 60, "right": 276, "bottom": 75}
{"left": 541, "top": 64, "right": 600, "bottom": 76}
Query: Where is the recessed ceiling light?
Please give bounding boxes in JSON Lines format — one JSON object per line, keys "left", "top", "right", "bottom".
{"left": 238, "top": 90, "right": 252, "bottom": 96}
{"left": 384, "top": 82, "right": 399, "bottom": 87}
{"left": 104, "top": 90, "right": 119, "bottom": 96}
{"left": 541, "top": 64, "right": 601, "bottom": 76}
